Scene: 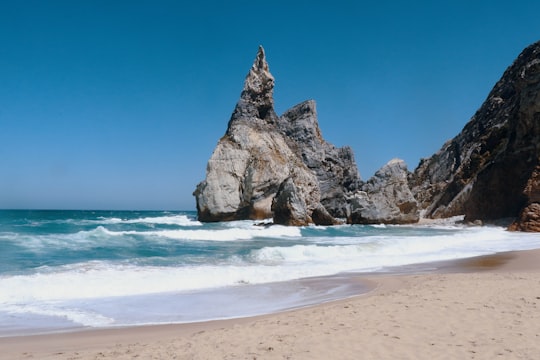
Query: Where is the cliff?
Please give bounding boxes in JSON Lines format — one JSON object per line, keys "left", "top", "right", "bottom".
{"left": 410, "top": 40, "right": 540, "bottom": 230}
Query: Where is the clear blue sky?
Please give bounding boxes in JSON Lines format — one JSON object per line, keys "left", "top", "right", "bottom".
{"left": 1, "top": 1, "right": 539, "bottom": 210}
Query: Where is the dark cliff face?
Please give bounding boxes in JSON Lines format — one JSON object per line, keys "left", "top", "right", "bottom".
{"left": 410, "top": 40, "right": 540, "bottom": 226}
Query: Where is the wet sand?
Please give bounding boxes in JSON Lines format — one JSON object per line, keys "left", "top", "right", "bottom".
{"left": 3, "top": 249, "right": 540, "bottom": 359}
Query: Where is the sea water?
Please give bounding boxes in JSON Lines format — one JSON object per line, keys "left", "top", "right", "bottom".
{"left": 1, "top": 209, "right": 540, "bottom": 336}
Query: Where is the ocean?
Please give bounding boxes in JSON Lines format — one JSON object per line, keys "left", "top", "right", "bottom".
{"left": 2, "top": 209, "right": 540, "bottom": 337}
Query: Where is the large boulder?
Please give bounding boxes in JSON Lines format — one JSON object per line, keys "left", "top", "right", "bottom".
{"left": 349, "top": 159, "right": 419, "bottom": 224}
{"left": 271, "top": 178, "right": 311, "bottom": 226}
{"left": 193, "top": 46, "right": 324, "bottom": 223}
{"left": 410, "top": 40, "right": 540, "bottom": 226}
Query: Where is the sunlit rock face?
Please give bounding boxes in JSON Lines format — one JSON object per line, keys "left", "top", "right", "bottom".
{"left": 194, "top": 46, "right": 324, "bottom": 224}
{"left": 348, "top": 159, "right": 419, "bottom": 225}
{"left": 193, "top": 45, "right": 427, "bottom": 226}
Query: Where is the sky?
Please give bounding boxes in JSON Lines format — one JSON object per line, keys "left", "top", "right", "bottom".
{"left": 1, "top": 1, "right": 539, "bottom": 211}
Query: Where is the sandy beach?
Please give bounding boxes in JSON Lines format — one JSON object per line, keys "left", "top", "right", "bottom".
{"left": 3, "top": 249, "right": 540, "bottom": 360}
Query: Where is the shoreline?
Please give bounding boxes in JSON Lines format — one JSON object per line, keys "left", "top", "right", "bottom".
{"left": 0, "top": 272, "right": 376, "bottom": 339}
{"left": 3, "top": 248, "right": 540, "bottom": 359}
{"left": 0, "top": 249, "right": 519, "bottom": 339}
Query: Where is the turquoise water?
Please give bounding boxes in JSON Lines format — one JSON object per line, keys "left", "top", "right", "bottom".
{"left": 1, "top": 210, "right": 540, "bottom": 336}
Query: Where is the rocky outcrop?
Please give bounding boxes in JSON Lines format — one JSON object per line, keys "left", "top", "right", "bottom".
{"left": 508, "top": 164, "right": 540, "bottom": 231}
{"left": 271, "top": 178, "right": 310, "bottom": 226}
{"left": 194, "top": 46, "right": 331, "bottom": 224}
{"left": 277, "top": 101, "right": 362, "bottom": 218}
{"left": 195, "top": 46, "right": 421, "bottom": 225}
{"left": 195, "top": 42, "right": 540, "bottom": 229}
{"left": 349, "top": 159, "right": 419, "bottom": 224}
{"left": 509, "top": 203, "right": 540, "bottom": 232}
{"left": 409, "top": 40, "right": 540, "bottom": 226}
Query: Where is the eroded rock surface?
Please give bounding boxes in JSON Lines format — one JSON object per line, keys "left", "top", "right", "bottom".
{"left": 271, "top": 178, "right": 311, "bottom": 226}
{"left": 509, "top": 164, "right": 540, "bottom": 231}
{"left": 195, "top": 47, "right": 421, "bottom": 225}
{"left": 277, "top": 100, "right": 362, "bottom": 218}
{"left": 194, "top": 41, "right": 540, "bottom": 230}
{"left": 410, "top": 41, "right": 540, "bottom": 227}
{"left": 194, "top": 47, "right": 326, "bottom": 223}
{"left": 349, "top": 159, "right": 419, "bottom": 224}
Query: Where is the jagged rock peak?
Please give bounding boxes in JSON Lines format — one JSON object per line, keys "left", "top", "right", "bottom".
{"left": 194, "top": 46, "right": 324, "bottom": 223}
{"left": 277, "top": 99, "right": 362, "bottom": 217}
{"left": 246, "top": 45, "right": 274, "bottom": 94}
{"left": 229, "top": 45, "right": 277, "bottom": 125}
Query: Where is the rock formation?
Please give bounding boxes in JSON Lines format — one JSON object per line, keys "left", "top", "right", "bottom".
{"left": 276, "top": 100, "right": 362, "bottom": 218}
{"left": 409, "top": 40, "right": 540, "bottom": 228}
{"left": 195, "top": 41, "right": 540, "bottom": 230}
{"left": 271, "top": 177, "right": 310, "bottom": 226}
{"left": 194, "top": 46, "right": 418, "bottom": 225}
{"left": 194, "top": 46, "right": 344, "bottom": 225}
{"left": 508, "top": 164, "right": 540, "bottom": 231}
{"left": 349, "top": 159, "right": 419, "bottom": 224}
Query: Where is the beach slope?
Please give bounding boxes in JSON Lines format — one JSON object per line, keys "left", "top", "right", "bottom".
{"left": 3, "top": 249, "right": 540, "bottom": 359}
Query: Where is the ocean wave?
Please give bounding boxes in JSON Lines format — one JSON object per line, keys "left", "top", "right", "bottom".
{"left": 1, "top": 226, "right": 540, "bottom": 307}
{"left": 252, "top": 226, "right": 540, "bottom": 265}
{"left": 0, "top": 261, "right": 299, "bottom": 303}
{"left": 6, "top": 223, "right": 302, "bottom": 254}
{"left": 3, "top": 220, "right": 540, "bottom": 334}
{"left": 78, "top": 214, "right": 202, "bottom": 226}
{"left": 21, "top": 214, "right": 202, "bottom": 227}
{"left": 99, "top": 215, "right": 202, "bottom": 226}
{"left": 8, "top": 226, "right": 135, "bottom": 251}
{"left": 144, "top": 225, "right": 302, "bottom": 241}
{"left": 67, "top": 223, "right": 302, "bottom": 242}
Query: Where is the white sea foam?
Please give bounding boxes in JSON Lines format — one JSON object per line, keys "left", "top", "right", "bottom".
{"left": 0, "top": 262, "right": 298, "bottom": 304}
{"left": 82, "top": 214, "right": 202, "bottom": 226}
{"left": 253, "top": 226, "right": 526, "bottom": 266}
{"left": 11, "top": 226, "right": 135, "bottom": 251}
{"left": 3, "top": 304, "right": 114, "bottom": 327}
{"left": 9, "top": 223, "right": 301, "bottom": 252}
{"left": 2, "top": 226, "right": 540, "bottom": 307}
{"left": 144, "top": 224, "right": 302, "bottom": 241}
{"left": 34, "top": 214, "right": 202, "bottom": 227}
{"left": 104, "top": 215, "right": 202, "bottom": 226}
{"left": 3, "top": 224, "right": 540, "bottom": 334}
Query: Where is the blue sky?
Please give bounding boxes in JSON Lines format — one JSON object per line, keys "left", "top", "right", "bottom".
{"left": 1, "top": 1, "right": 539, "bottom": 210}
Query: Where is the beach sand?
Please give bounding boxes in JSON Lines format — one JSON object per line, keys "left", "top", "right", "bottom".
{"left": 3, "top": 249, "right": 540, "bottom": 359}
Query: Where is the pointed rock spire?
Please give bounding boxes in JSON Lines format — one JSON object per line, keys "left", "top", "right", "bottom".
{"left": 195, "top": 45, "right": 361, "bottom": 225}
{"left": 229, "top": 45, "right": 277, "bottom": 127}
{"left": 245, "top": 45, "right": 274, "bottom": 95}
